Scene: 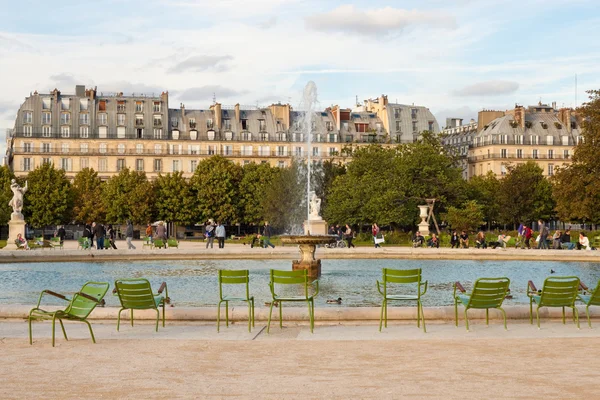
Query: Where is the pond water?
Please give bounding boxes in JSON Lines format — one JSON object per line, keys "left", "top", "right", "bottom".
{"left": 1, "top": 259, "right": 599, "bottom": 307}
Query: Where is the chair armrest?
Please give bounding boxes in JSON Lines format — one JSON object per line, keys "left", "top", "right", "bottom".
{"left": 454, "top": 281, "right": 466, "bottom": 297}
{"left": 44, "top": 290, "right": 70, "bottom": 301}
{"left": 376, "top": 280, "right": 384, "bottom": 296}
{"left": 157, "top": 282, "right": 167, "bottom": 294}
{"left": 527, "top": 280, "right": 538, "bottom": 296}
{"left": 312, "top": 279, "right": 319, "bottom": 298}
{"left": 419, "top": 280, "right": 428, "bottom": 297}
{"left": 580, "top": 281, "right": 589, "bottom": 291}
{"left": 75, "top": 292, "right": 106, "bottom": 306}
{"left": 156, "top": 282, "right": 169, "bottom": 303}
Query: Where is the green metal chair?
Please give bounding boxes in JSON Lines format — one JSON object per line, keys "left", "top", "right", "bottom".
{"left": 113, "top": 278, "right": 169, "bottom": 332}
{"left": 153, "top": 239, "right": 165, "bottom": 249}
{"left": 578, "top": 280, "right": 600, "bottom": 328}
{"left": 50, "top": 237, "right": 63, "bottom": 250}
{"left": 142, "top": 237, "right": 153, "bottom": 249}
{"left": 377, "top": 268, "right": 428, "bottom": 332}
{"left": 77, "top": 237, "right": 90, "bottom": 250}
{"left": 167, "top": 238, "right": 178, "bottom": 248}
{"left": 268, "top": 269, "right": 319, "bottom": 333}
{"left": 217, "top": 270, "right": 255, "bottom": 333}
{"left": 454, "top": 277, "right": 510, "bottom": 331}
{"left": 527, "top": 276, "right": 580, "bottom": 329}
{"left": 28, "top": 281, "right": 109, "bottom": 347}
{"left": 103, "top": 237, "right": 111, "bottom": 249}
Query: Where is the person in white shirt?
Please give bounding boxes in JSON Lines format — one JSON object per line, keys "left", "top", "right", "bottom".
{"left": 578, "top": 233, "right": 591, "bottom": 250}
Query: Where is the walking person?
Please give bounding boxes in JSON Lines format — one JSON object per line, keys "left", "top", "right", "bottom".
{"left": 216, "top": 221, "right": 226, "bottom": 249}
{"left": 156, "top": 221, "right": 167, "bottom": 241}
{"left": 345, "top": 224, "right": 355, "bottom": 248}
{"left": 537, "top": 220, "right": 549, "bottom": 249}
{"left": 126, "top": 219, "right": 136, "bottom": 250}
{"left": 55, "top": 225, "right": 66, "bottom": 245}
{"left": 372, "top": 223, "right": 381, "bottom": 248}
{"left": 145, "top": 223, "right": 154, "bottom": 243}
{"left": 514, "top": 223, "right": 524, "bottom": 249}
{"left": 262, "top": 221, "right": 275, "bottom": 249}
{"left": 84, "top": 222, "right": 94, "bottom": 248}
{"left": 205, "top": 220, "right": 215, "bottom": 249}
{"left": 93, "top": 222, "right": 105, "bottom": 250}
{"left": 106, "top": 224, "right": 118, "bottom": 249}
{"left": 523, "top": 225, "right": 533, "bottom": 249}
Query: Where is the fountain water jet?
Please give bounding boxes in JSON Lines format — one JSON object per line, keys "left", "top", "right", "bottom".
{"left": 279, "top": 81, "right": 335, "bottom": 278}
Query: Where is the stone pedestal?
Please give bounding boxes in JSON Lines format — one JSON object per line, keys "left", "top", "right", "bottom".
{"left": 304, "top": 219, "right": 328, "bottom": 235}
{"left": 6, "top": 213, "right": 26, "bottom": 250}
{"left": 292, "top": 259, "right": 321, "bottom": 279}
{"left": 418, "top": 205, "right": 430, "bottom": 236}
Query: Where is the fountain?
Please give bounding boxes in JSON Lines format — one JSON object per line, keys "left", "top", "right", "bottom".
{"left": 279, "top": 82, "right": 336, "bottom": 278}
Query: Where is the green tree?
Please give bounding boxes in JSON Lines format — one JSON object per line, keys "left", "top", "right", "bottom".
{"left": 552, "top": 89, "right": 600, "bottom": 223}
{"left": 72, "top": 168, "right": 105, "bottom": 224}
{"left": 312, "top": 160, "right": 346, "bottom": 213}
{"left": 239, "top": 162, "right": 279, "bottom": 225}
{"left": 465, "top": 171, "right": 501, "bottom": 228}
{"left": 262, "top": 161, "right": 305, "bottom": 231}
{"left": 498, "top": 161, "right": 554, "bottom": 227}
{"left": 0, "top": 166, "right": 15, "bottom": 225}
{"left": 153, "top": 171, "right": 196, "bottom": 224}
{"left": 190, "top": 156, "right": 243, "bottom": 223}
{"left": 103, "top": 168, "right": 154, "bottom": 224}
{"left": 443, "top": 200, "right": 484, "bottom": 232}
{"left": 23, "top": 163, "right": 73, "bottom": 227}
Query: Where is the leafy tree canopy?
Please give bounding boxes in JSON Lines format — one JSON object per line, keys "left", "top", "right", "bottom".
{"left": 465, "top": 171, "right": 501, "bottom": 227}
{"left": 262, "top": 160, "right": 305, "bottom": 231}
{"left": 72, "top": 168, "right": 105, "bottom": 224}
{"left": 444, "top": 200, "right": 484, "bottom": 232}
{"left": 153, "top": 171, "right": 196, "bottom": 224}
{"left": 23, "top": 163, "right": 73, "bottom": 227}
{"left": 0, "top": 166, "right": 15, "bottom": 225}
{"left": 103, "top": 168, "right": 154, "bottom": 224}
{"left": 239, "top": 162, "right": 279, "bottom": 225}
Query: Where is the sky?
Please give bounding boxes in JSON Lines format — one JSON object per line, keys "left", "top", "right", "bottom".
{"left": 1, "top": 0, "right": 599, "bottom": 153}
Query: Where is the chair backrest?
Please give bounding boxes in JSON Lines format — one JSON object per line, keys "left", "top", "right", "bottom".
{"left": 65, "top": 281, "right": 110, "bottom": 319}
{"left": 218, "top": 270, "right": 250, "bottom": 299}
{"left": 380, "top": 268, "right": 422, "bottom": 297}
{"left": 270, "top": 269, "right": 309, "bottom": 297}
{"left": 154, "top": 239, "right": 165, "bottom": 248}
{"left": 167, "top": 239, "right": 178, "bottom": 247}
{"left": 51, "top": 237, "right": 60, "bottom": 243}
{"left": 114, "top": 278, "right": 157, "bottom": 310}
{"left": 540, "top": 276, "right": 580, "bottom": 307}
{"left": 586, "top": 280, "right": 600, "bottom": 306}
{"left": 467, "top": 277, "right": 510, "bottom": 309}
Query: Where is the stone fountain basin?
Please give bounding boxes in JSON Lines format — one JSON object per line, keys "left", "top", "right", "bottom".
{"left": 280, "top": 235, "right": 337, "bottom": 245}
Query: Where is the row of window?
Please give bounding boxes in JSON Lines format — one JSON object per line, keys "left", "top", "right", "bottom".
{"left": 475, "top": 135, "right": 581, "bottom": 146}
{"left": 39, "top": 99, "right": 162, "bottom": 113}
{"left": 21, "top": 126, "right": 165, "bottom": 139}
{"left": 476, "top": 163, "right": 556, "bottom": 177}
{"left": 19, "top": 142, "right": 341, "bottom": 157}
{"left": 23, "top": 112, "right": 162, "bottom": 127}
{"left": 495, "top": 149, "right": 569, "bottom": 159}
{"left": 20, "top": 157, "right": 288, "bottom": 173}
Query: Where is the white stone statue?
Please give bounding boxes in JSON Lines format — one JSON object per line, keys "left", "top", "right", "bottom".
{"left": 309, "top": 193, "right": 322, "bottom": 220}
{"left": 9, "top": 179, "right": 27, "bottom": 215}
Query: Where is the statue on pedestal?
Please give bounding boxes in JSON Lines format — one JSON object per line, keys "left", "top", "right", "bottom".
{"left": 309, "top": 192, "right": 322, "bottom": 220}
{"left": 9, "top": 179, "right": 27, "bottom": 215}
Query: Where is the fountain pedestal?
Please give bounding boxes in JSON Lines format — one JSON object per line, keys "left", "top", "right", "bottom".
{"left": 304, "top": 219, "right": 328, "bottom": 235}
{"left": 280, "top": 235, "right": 336, "bottom": 278}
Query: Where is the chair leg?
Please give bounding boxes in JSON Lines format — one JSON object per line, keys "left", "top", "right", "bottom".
{"left": 155, "top": 309, "right": 159, "bottom": 332}
{"left": 279, "top": 301, "right": 283, "bottom": 329}
{"left": 417, "top": 300, "right": 421, "bottom": 328}
{"left": 312, "top": 299, "right": 316, "bottom": 332}
{"left": 586, "top": 305, "right": 592, "bottom": 329}
{"left": 307, "top": 300, "right": 313, "bottom": 333}
{"left": 131, "top": 309, "right": 134, "bottom": 327}
{"left": 59, "top": 319, "right": 68, "bottom": 340}
{"left": 217, "top": 301, "right": 222, "bottom": 332}
{"left": 464, "top": 309, "right": 470, "bottom": 331}
{"left": 225, "top": 301, "right": 229, "bottom": 327}
{"left": 573, "top": 307, "right": 580, "bottom": 329}
{"left": 420, "top": 301, "right": 426, "bottom": 333}
{"left": 251, "top": 298, "right": 255, "bottom": 328}
{"left": 486, "top": 308, "right": 489, "bottom": 326}
{"left": 28, "top": 314, "right": 33, "bottom": 345}
{"left": 162, "top": 301, "right": 165, "bottom": 328}
{"left": 499, "top": 307, "right": 508, "bottom": 330}
{"left": 536, "top": 307, "right": 541, "bottom": 329}
{"left": 385, "top": 300, "right": 388, "bottom": 328}
{"left": 562, "top": 306, "right": 566, "bottom": 324}
{"left": 379, "top": 300, "right": 385, "bottom": 332}
{"left": 529, "top": 299, "right": 533, "bottom": 324}
{"left": 247, "top": 300, "right": 252, "bottom": 333}
{"left": 51, "top": 315, "right": 57, "bottom": 347}
{"left": 267, "top": 301, "right": 274, "bottom": 334}
{"left": 454, "top": 299, "right": 458, "bottom": 328}
{"left": 117, "top": 308, "right": 124, "bottom": 331}
{"left": 84, "top": 320, "right": 96, "bottom": 344}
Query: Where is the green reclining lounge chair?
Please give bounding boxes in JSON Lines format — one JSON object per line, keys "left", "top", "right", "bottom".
{"left": 28, "top": 281, "right": 110, "bottom": 347}
{"left": 527, "top": 276, "right": 580, "bottom": 329}
{"left": 114, "top": 278, "right": 169, "bottom": 332}
{"left": 454, "top": 277, "right": 510, "bottom": 331}
{"left": 578, "top": 280, "right": 600, "bottom": 328}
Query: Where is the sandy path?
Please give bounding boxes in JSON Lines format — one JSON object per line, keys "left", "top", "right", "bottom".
{"left": 1, "top": 337, "right": 597, "bottom": 400}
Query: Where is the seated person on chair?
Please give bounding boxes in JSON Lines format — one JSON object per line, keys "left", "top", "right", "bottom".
{"left": 16, "top": 233, "right": 29, "bottom": 250}
{"left": 459, "top": 231, "right": 469, "bottom": 248}
{"left": 412, "top": 231, "right": 425, "bottom": 247}
{"left": 561, "top": 229, "right": 575, "bottom": 250}
{"left": 577, "top": 232, "right": 591, "bottom": 250}
{"left": 427, "top": 233, "right": 440, "bottom": 248}
{"left": 475, "top": 231, "right": 487, "bottom": 249}
{"left": 450, "top": 230, "right": 459, "bottom": 248}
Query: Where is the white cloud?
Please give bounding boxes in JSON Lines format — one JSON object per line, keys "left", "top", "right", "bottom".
{"left": 258, "top": 16, "right": 278, "bottom": 30}
{"left": 453, "top": 81, "right": 520, "bottom": 97}
{"left": 167, "top": 55, "right": 233, "bottom": 74}
{"left": 305, "top": 5, "right": 456, "bottom": 36}
{"left": 175, "top": 86, "right": 246, "bottom": 102}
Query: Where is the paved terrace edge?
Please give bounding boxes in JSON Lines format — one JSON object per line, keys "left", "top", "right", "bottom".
{"left": 2, "top": 246, "right": 600, "bottom": 263}
{"left": 2, "top": 305, "right": 597, "bottom": 321}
